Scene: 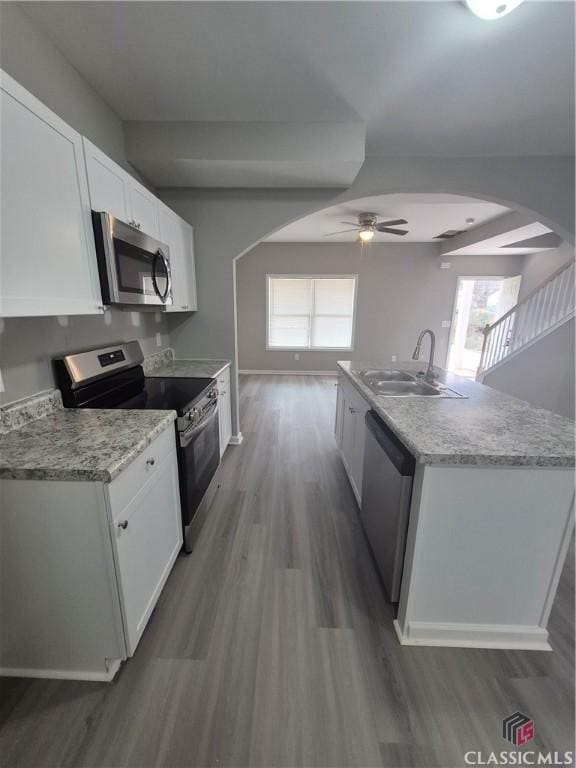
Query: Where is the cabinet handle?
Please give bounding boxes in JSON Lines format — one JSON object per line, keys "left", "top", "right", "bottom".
{"left": 146, "top": 458, "right": 155, "bottom": 466}
{"left": 118, "top": 520, "right": 128, "bottom": 530}
{"left": 348, "top": 407, "right": 359, "bottom": 414}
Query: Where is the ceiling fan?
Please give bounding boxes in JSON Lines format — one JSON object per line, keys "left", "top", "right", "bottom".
{"left": 324, "top": 212, "right": 409, "bottom": 242}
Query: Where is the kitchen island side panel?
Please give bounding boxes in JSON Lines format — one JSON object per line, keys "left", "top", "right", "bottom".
{"left": 396, "top": 464, "right": 575, "bottom": 650}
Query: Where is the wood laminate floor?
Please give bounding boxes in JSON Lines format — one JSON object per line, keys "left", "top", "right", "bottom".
{"left": 1, "top": 375, "right": 574, "bottom": 768}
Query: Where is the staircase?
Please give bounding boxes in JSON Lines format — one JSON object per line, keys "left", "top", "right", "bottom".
{"left": 477, "top": 258, "right": 575, "bottom": 379}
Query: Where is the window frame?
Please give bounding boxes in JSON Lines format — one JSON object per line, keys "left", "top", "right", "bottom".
{"left": 266, "top": 274, "right": 358, "bottom": 351}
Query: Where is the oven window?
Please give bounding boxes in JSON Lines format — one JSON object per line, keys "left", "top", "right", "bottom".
{"left": 113, "top": 238, "right": 156, "bottom": 296}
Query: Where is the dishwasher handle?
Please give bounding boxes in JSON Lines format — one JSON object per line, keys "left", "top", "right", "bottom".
{"left": 365, "top": 411, "right": 416, "bottom": 476}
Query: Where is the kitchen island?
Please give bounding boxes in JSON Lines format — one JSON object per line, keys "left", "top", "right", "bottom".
{"left": 337, "top": 360, "right": 575, "bottom": 651}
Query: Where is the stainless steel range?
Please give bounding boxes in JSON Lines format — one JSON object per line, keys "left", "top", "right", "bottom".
{"left": 54, "top": 341, "right": 220, "bottom": 552}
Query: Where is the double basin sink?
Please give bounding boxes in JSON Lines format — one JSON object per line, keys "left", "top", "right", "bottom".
{"left": 357, "top": 369, "right": 466, "bottom": 399}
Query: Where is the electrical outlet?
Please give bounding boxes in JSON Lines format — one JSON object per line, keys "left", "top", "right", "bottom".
{"left": 294, "top": 353, "right": 300, "bottom": 361}
{"left": 156, "top": 332, "right": 162, "bottom": 347}
{"left": 442, "top": 320, "right": 452, "bottom": 328}
{"left": 0, "top": 367, "right": 4, "bottom": 393}
{"left": 391, "top": 354, "right": 397, "bottom": 362}
{"left": 130, "top": 311, "right": 141, "bottom": 327}
{"left": 56, "top": 316, "right": 69, "bottom": 327}
{"left": 440, "top": 262, "right": 452, "bottom": 270}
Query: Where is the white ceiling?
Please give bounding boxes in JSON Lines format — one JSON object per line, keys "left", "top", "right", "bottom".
{"left": 266, "top": 193, "right": 510, "bottom": 243}
{"left": 22, "top": 1, "right": 575, "bottom": 157}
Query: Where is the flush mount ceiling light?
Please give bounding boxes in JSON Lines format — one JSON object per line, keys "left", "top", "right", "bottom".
{"left": 358, "top": 226, "right": 375, "bottom": 242}
{"left": 465, "top": 0, "right": 525, "bottom": 20}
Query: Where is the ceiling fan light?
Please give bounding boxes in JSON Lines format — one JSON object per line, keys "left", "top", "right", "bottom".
{"left": 358, "top": 226, "right": 375, "bottom": 242}
{"left": 465, "top": 0, "right": 524, "bottom": 20}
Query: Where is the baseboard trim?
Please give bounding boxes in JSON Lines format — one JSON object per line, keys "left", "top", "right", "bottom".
{"left": 0, "top": 659, "right": 122, "bottom": 682}
{"left": 239, "top": 369, "right": 337, "bottom": 376}
{"left": 393, "top": 619, "right": 551, "bottom": 651}
{"left": 229, "top": 433, "right": 244, "bottom": 445}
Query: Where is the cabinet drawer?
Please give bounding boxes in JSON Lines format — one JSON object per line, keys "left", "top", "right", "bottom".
{"left": 108, "top": 425, "right": 176, "bottom": 519}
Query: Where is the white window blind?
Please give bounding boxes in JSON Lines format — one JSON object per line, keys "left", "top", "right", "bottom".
{"left": 267, "top": 276, "right": 356, "bottom": 349}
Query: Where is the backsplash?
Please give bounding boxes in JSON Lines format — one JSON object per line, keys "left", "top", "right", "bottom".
{"left": 142, "top": 347, "right": 175, "bottom": 374}
{"left": 0, "top": 309, "right": 171, "bottom": 406}
{"left": 0, "top": 389, "right": 63, "bottom": 434}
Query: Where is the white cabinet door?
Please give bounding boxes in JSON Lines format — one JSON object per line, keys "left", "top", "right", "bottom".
{"left": 1, "top": 71, "right": 102, "bottom": 317}
{"left": 83, "top": 137, "right": 159, "bottom": 239}
{"left": 217, "top": 367, "right": 232, "bottom": 457}
{"left": 128, "top": 182, "right": 159, "bottom": 239}
{"left": 337, "top": 378, "right": 369, "bottom": 505}
{"left": 158, "top": 203, "right": 198, "bottom": 312}
{"left": 350, "top": 395, "right": 369, "bottom": 499}
{"left": 83, "top": 138, "right": 130, "bottom": 222}
{"left": 335, "top": 381, "right": 345, "bottom": 448}
{"left": 112, "top": 449, "right": 182, "bottom": 655}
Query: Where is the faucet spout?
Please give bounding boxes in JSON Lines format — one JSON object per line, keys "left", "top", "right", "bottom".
{"left": 412, "top": 329, "right": 436, "bottom": 382}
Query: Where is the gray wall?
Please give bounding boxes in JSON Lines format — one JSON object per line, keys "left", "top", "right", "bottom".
{"left": 0, "top": 3, "right": 170, "bottom": 405}
{"left": 0, "top": 312, "right": 170, "bottom": 405}
{"left": 483, "top": 318, "right": 575, "bottom": 420}
{"left": 236, "top": 242, "right": 525, "bottom": 372}
{"left": 0, "top": 3, "right": 125, "bottom": 167}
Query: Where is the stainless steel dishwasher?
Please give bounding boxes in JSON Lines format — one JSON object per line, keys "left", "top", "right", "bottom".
{"left": 360, "top": 410, "right": 416, "bottom": 602}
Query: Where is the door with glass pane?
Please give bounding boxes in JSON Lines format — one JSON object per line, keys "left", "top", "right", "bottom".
{"left": 447, "top": 276, "right": 521, "bottom": 378}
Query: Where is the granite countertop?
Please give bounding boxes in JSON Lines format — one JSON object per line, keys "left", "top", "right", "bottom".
{"left": 146, "top": 359, "right": 231, "bottom": 379}
{"left": 338, "top": 360, "right": 575, "bottom": 468}
{"left": 0, "top": 408, "right": 177, "bottom": 482}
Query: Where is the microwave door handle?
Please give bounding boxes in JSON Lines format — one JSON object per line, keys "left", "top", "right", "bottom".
{"left": 152, "top": 249, "right": 171, "bottom": 303}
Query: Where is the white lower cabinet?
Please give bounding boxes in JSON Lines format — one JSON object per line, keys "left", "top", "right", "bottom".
{"left": 335, "top": 376, "right": 369, "bottom": 505}
{"left": 0, "top": 424, "right": 182, "bottom": 681}
{"left": 217, "top": 366, "right": 233, "bottom": 457}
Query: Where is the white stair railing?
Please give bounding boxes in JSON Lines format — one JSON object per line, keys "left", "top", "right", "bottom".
{"left": 478, "top": 259, "right": 575, "bottom": 377}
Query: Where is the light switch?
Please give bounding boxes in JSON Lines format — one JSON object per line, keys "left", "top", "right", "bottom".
{"left": 440, "top": 262, "right": 452, "bottom": 270}
{"left": 294, "top": 353, "right": 300, "bottom": 361}
{"left": 442, "top": 320, "right": 452, "bottom": 328}
{"left": 391, "top": 354, "right": 397, "bottom": 362}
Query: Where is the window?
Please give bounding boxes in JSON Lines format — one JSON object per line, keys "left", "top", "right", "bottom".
{"left": 267, "top": 275, "right": 357, "bottom": 350}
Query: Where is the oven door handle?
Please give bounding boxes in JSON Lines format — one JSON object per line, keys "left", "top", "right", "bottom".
{"left": 179, "top": 401, "right": 219, "bottom": 448}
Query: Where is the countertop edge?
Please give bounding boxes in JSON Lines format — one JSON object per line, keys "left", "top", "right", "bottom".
{"left": 145, "top": 358, "right": 231, "bottom": 379}
{"left": 0, "top": 410, "right": 178, "bottom": 483}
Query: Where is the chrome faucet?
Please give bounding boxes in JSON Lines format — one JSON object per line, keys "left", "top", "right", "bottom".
{"left": 412, "top": 329, "right": 436, "bottom": 382}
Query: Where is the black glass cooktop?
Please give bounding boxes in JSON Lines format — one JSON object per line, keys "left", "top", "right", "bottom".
{"left": 119, "top": 376, "right": 214, "bottom": 414}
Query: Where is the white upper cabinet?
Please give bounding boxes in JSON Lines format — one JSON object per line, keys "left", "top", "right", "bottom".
{"left": 129, "top": 183, "right": 160, "bottom": 239}
{"left": 158, "top": 202, "right": 198, "bottom": 312}
{"left": 0, "top": 71, "right": 103, "bottom": 318}
{"left": 83, "top": 138, "right": 159, "bottom": 238}
{"left": 83, "top": 138, "right": 130, "bottom": 222}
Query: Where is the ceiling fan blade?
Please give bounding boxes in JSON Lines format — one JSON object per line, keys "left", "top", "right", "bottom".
{"left": 378, "top": 227, "right": 409, "bottom": 236}
{"left": 323, "top": 228, "right": 360, "bottom": 236}
{"left": 375, "top": 219, "right": 408, "bottom": 230}
{"left": 340, "top": 221, "right": 361, "bottom": 227}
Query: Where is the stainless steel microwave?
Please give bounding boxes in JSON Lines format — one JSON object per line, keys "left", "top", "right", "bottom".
{"left": 92, "top": 212, "right": 173, "bottom": 307}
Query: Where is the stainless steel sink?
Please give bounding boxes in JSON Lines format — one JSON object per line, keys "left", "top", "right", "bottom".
{"left": 369, "top": 380, "right": 442, "bottom": 396}
{"left": 356, "top": 368, "right": 467, "bottom": 398}
{"left": 360, "top": 369, "right": 417, "bottom": 383}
